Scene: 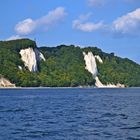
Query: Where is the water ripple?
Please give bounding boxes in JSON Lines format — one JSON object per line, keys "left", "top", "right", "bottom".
{"left": 0, "top": 88, "right": 140, "bottom": 140}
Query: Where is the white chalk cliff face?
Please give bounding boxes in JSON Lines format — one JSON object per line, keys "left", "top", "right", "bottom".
{"left": 20, "top": 48, "right": 37, "bottom": 72}
{"left": 83, "top": 52, "right": 98, "bottom": 78}
{"left": 34, "top": 49, "right": 46, "bottom": 61}
{"left": 20, "top": 48, "right": 45, "bottom": 72}
{"left": 95, "top": 77, "right": 125, "bottom": 88}
{"left": 95, "top": 55, "right": 103, "bottom": 63}
{"left": 83, "top": 51, "right": 124, "bottom": 88}
{"left": 0, "top": 77, "right": 15, "bottom": 87}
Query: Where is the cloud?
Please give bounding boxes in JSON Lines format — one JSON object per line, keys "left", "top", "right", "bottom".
{"left": 15, "top": 7, "right": 66, "bottom": 35}
{"left": 73, "top": 21, "right": 104, "bottom": 32}
{"left": 72, "top": 13, "right": 104, "bottom": 32}
{"left": 73, "top": 8, "right": 140, "bottom": 37}
{"left": 112, "top": 8, "right": 140, "bottom": 36}
{"left": 87, "top": 0, "right": 107, "bottom": 7}
{"left": 6, "top": 35, "right": 21, "bottom": 41}
{"left": 15, "top": 19, "right": 35, "bottom": 35}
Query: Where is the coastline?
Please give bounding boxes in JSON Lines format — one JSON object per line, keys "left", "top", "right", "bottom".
{"left": 1, "top": 86, "right": 140, "bottom": 90}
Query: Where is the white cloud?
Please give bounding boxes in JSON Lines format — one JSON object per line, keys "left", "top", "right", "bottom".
{"left": 73, "top": 9, "right": 140, "bottom": 37}
{"left": 6, "top": 35, "right": 21, "bottom": 41}
{"left": 87, "top": 0, "right": 107, "bottom": 7}
{"left": 112, "top": 8, "right": 140, "bottom": 36}
{"left": 73, "top": 21, "right": 104, "bottom": 32}
{"left": 72, "top": 13, "right": 104, "bottom": 32}
{"left": 15, "top": 7, "right": 66, "bottom": 35}
{"left": 15, "top": 19, "right": 35, "bottom": 35}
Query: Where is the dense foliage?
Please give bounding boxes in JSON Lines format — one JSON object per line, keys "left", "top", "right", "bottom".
{"left": 98, "top": 57, "right": 140, "bottom": 87}
{"left": 0, "top": 39, "right": 95, "bottom": 87}
{"left": 39, "top": 45, "right": 95, "bottom": 87}
{"left": 0, "top": 39, "right": 140, "bottom": 87}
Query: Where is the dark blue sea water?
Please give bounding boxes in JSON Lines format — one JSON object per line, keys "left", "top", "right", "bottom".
{"left": 0, "top": 88, "right": 140, "bottom": 140}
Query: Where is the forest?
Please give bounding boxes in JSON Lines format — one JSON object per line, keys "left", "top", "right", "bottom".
{"left": 0, "top": 39, "right": 140, "bottom": 87}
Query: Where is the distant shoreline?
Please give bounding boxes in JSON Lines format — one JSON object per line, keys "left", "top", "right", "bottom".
{"left": 0, "top": 87, "right": 140, "bottom": 89}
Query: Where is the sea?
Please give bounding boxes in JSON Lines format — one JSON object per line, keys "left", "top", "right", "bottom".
{"left": 0, "top": 88, "right": 140, "bottom": 140}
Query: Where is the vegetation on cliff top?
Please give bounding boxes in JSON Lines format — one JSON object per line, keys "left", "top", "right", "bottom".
{"left": 0, "top": 39, "right": 140, "bottom": 87}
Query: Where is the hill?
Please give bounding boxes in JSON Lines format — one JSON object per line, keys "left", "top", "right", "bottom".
{"left": 0, "top": 39, "right": 140, "bottom": 87}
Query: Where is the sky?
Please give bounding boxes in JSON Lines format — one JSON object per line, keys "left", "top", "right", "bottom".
{"left": 0, "top": 0, "right": 140, "bottom": 63}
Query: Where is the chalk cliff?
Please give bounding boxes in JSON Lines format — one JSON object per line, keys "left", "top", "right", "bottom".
{"left": 95, "top": 55, "right": 103, "bottom": 63}
{"left": 0, "top": 77, "right": 15, "bottom": 87}
{"left": 95, "top": 77, "right": 125, "bottom": 88}
{"left": 83, "top": 51, "right": 124, "bottom": 88}
{"left": 34, "top": 49, "right": 46, "bottom": 61}
{"left": 83, "top": 52, "right": 98, "bottom": 78}
{"left": 20, "top": 48, "right": 45, "bottom": 72}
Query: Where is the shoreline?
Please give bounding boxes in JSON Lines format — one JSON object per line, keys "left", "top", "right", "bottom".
{"left": 0, "top": 86, "right": 140, "bottom": 89}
